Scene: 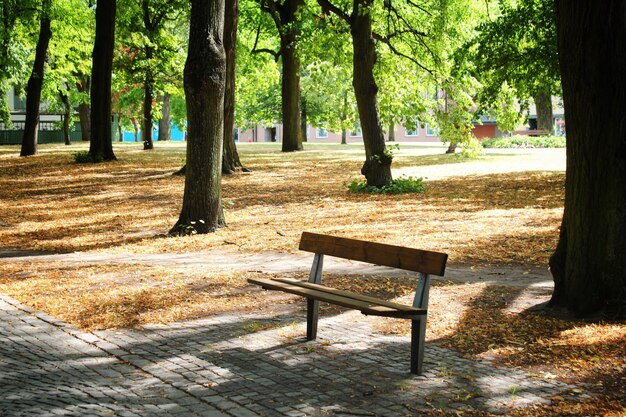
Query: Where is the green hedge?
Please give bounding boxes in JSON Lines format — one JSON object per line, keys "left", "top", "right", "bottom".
{"left": 481, "top": 135, "right": 566, "bottom": 148}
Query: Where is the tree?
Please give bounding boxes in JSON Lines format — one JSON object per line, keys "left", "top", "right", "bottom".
{"left": 20, "top": 0, "right": 52, "bottom": 157}
{"left": 222, "top": 0, "right": 245, "bottom": 173}
{"left": 462, "top": 0, "right": 559, "bottom": 133}
{"left": 252, "top": 0, "right": 304, "bottom": 152}
{"left": 317, "top": 0, "right": 395, "bottom": 186}
{"left": 549, "top": 1, "right": 626, "bottom": 318}
{"left": 89, "top": 0, "right": 117, "bottom": 161}
{"left": 170, "top": 0, "right": 226, "bottom": 235}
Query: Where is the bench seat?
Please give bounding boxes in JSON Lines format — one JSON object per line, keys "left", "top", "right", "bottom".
{"left": 249, "top": 277, "right": 427, "bottom": 318}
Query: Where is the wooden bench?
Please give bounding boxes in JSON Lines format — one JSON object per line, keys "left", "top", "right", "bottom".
{"left": 247, "top": 232, "right": 448, "bottom": 375}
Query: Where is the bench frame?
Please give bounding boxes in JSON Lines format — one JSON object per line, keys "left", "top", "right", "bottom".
{"left": 249, "top": 232, "right": 448, "bottom": 375}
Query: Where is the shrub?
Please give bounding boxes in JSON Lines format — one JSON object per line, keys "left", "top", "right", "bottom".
{"left": 346, "top": 176, "right": 426, "bottom": 194}
{"left": 73, "top": 151, "right": 104, "bottom": 163}
{"left": 481, "top": 135, "right": 566, "bottom": 149}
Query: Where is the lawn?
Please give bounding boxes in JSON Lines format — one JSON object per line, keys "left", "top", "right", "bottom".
{"left": 0, "top": 141, "right": 624, "bottom": 416}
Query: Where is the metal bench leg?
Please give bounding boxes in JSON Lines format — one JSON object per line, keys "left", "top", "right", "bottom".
{"left": 410, "top": 316, "right": 427, "bottom": 374}
{"left": 306, "top": 253, "right": 324, "bottom": 341}
{"left": 307, "top": 299, "right": 319, "bottom": 340}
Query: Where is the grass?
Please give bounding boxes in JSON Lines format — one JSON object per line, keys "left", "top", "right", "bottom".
{"left": 0, "top": 141, "right": 623, "bottom": 415}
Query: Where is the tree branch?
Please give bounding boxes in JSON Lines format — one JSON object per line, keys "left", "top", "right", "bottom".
{"left": 251, "top": 17, "right": 281, "bottom": 61}
{"left": 317, "top": 0, "right": 350, "bottom": 23}
{"left": 372, "top": 32, "right": 433, "bottom": 75}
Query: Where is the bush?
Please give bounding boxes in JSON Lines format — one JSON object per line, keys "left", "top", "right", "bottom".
{"left": 73, "top": 151, "right": 104, "bottom": 163}
{"left": 346, "top": 176, "right": 426, "bottom": 194}
{"left": 481, "top": 135, "right": 566, "bottom": 149}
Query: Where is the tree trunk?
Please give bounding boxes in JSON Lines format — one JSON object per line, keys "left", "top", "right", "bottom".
{"left": 351, "top": 0, "right": 392, "bottom": 187}
{"left": 446, "top": 142, "right": 457, "bottom": 154}
{"left": 158, "top": 93, "right": 171, "bottom": 141}
{"left": 534, "top": 89, "right": 553, "bottom": 134}
{"left": 132, "top": 118, "right": 139, "bottom": 142}
{"left": 549, "top": 1, "right": 626, "bottom": 318}
{"left": 117, "top": 119, "right": 123, "bottom": 142}
{"left": 59, "top": 89, "right": 71, "bottom": 145}
{"left": 76, "top": 76, "right": 91, "bottom": 141}
{"left": 222, "top": 0, "right": 243, "bottom": 174}
{"left": 20, "top": 0, "right": 52, "bottom": 157}
{"left": 301, "top": 97, "right": 307, "bottom": 142}
{"left": 143, "top": 45, "right": 154, "bottom": 150}
{"left": 89, "top": 0, "right": 117, "bottom": 161}
{"left": 388, "top": 121, "right": 395, "bottom": 142}
{"left": 170, "top": 0, "right": 226, "bottom": 235}
{"left": 340, "top": 91, "right": 348, "bottom": 145}
{"left": 279, "top": 0, "right": 303, "bottom": 152}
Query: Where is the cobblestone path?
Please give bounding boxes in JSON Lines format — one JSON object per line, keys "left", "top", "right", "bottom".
{"left": 1, "top": 294, "right": 578, "bottom": 417}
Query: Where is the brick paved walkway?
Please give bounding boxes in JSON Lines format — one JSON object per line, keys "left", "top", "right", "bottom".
{"left": 1, "top": 293, "right": 579, "bottom": 417}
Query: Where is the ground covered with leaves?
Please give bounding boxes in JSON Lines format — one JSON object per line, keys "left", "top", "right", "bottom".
{"left": 0, "top": 142, "right": 623, "bottom": 416}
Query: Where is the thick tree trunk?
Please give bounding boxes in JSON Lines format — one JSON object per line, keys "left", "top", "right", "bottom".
{"left": 549, "top": 1, "right": 626, "bottom": 318}
{"left": 446, "top": 142, "right": 457, "bottom": 154}
{"left": 143, "top": 46, "right": 154, "bottom": 150}
{"left": 279, "top": 0, "right": 303, "bottom": 152}
{"left": 158, "top": 93, "right": 171, "bottom": 142}
{"left": 20, "top": 0, "right": 52, "bottom": 157}
{"left": 89, "top": 0, "right": 117, "bottom": 161}
{"left": 76, "top": 76, "right": 91, "bottom": 141}
{"left": 222, "top": 0, "right": 243, "bottom": 174}
{"left": 388, "top": 121, "right": 395, "bottom": 142}
{"left": 351, "top": 0, "right": 392, "bottom": 187}
{"left": 534, "top": 89, "right": 553, "bottom": 134}
{"left": 59, "top": 89, "right": 71, "bottom": 145}
{"left": 170, "top": 0, "right": 226, "bottom": 235}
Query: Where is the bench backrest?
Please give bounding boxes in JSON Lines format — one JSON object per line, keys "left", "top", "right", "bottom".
{"left": 299, "top": 232, "right": 448, "bottom": 276}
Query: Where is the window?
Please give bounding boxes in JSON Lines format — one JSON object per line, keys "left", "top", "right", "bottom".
{"left": 316, "top": 126, "right": 328, "bottom": 138}
{"left": 405, "top": 121, "right": 419, "bottom": 137}
{"left": 426, "top": 123, "right": 438, "bottom": 136}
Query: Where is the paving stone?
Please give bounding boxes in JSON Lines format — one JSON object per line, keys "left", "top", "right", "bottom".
{"left": 1, "top": 294, "right": 582, "bottom": 417}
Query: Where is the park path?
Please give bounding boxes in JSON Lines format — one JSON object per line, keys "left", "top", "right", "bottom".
{"left": 1, "top": 248, "right": 574, "bottom": 416}
{"left": 1, "top": 248, "right": 554, "bottom": 289}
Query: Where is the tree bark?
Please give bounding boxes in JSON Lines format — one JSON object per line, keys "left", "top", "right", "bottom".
{"left": 117, "top": 119, "right": 123, "bottom": 142}
{"left": 340, "top": 90, "right": 348, "bottom": 144}
{"left": 20, "top": 0, "right": 52, "bottom": 157}
{"left": 132, "top": 118, "right": 139, "bottom": 142}
{"left": 301, "top": 97, "right": 307, "bottom": 142}
{"left": 351, "top": 0, "right": 392, "bottom": 187}
{"left": 549, "top": 0, "right": 626, "bottom": 318}
{"left": 534, "top": 89, "right": 553, "bottom": 133}
{"left": 278, "top": 0, "right": 303, "bottom": 152}
{"left": 158, "top": 93, "right": 171, "bottom": 141}
{"left": 446, "top": 142, "right": 457, "bottom": 154}
{"left": 89, "top": 0, "right": 117, "bottom": 161}
{"left": 76, "top": 75, "right": 91, "bottom": 141}
{"left": 222, "top": 0, "right": 243, "bottom": 174}
{"left": 59, "top": 89, "right": 71, "bottom": 145}
{"left": 170, "top": 0, "right": 226, "bottom": 235}
{"left": 143, "top": 45, "right": 154, "bottom": 150}
{"left": 388, "top": 121, "right": 395, "bottom": 142}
